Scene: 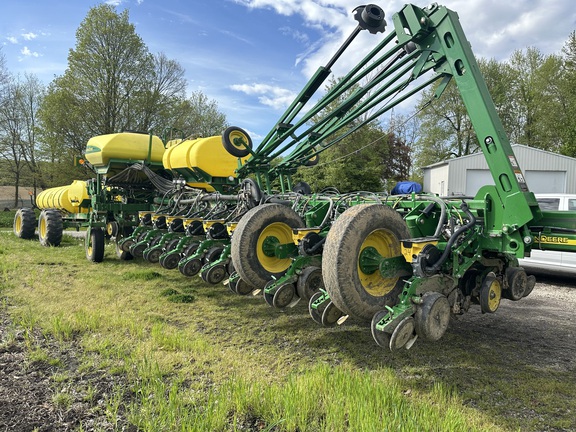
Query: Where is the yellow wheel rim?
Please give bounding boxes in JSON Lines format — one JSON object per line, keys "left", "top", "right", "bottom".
{"left": 257, "top": 222, "right": 293, "bottom": 273}
{"left": 229, "top": 130, "right": 248, "bottom": 149}
{"left": 39, "top": 216, "right": 47, "bottom": 239}
{"left": 358, "top": 229, "right": 400, "bottom": 297}
{"left": 486, "top": 279, "right": 502, "bottom": 312}
{"left": 15, "top": 215, "right": 22, "bottom": 233}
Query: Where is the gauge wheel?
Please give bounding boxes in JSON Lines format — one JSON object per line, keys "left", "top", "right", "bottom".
{"left": 322, "top": 204, "right": 410, "bottom": 321}
{"left": 231, "top": 203, "right": 304, "bottom": 289}
{"left": 179, "top": 258, "right": 202, "bottom": 277}
{"left": 414, "top": 291, "right": 450, "bottom": 341}
{"left": 160, "top": 251, "right": 181, "bottom": 269}
{"left": 296, "top": 266, "right": 324, "bottom": 302}
{"left": 222, "top": 126, "right": 252, "bottom": 157}
{"left": 202, "top": 265, "right": 227, "bottom": 285}
{"left": 272, "top": 283, "right": 296, "bottom": 309}
{"left": 13, "top": 208, "right": 36, "bottom": 239}
{"left": 480, "top": 272, "right": 501, "bottom": 313}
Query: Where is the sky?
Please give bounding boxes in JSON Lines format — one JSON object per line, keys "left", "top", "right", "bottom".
{"left": 1, "top": 0, "right": 575, "bottom": 144}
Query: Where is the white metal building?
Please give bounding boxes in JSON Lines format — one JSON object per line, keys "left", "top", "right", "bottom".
{"left": 422, "top": 144, "right": 576, "bottom": 196}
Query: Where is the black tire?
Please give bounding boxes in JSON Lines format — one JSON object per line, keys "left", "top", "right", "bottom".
{"left": 504, "top": 267, "right": 527, "bottom": 301}
{"left": 115, "top": 241, "right": 133, "bottom": 260}
{"left": 414, "top": 292, "right": 450, "bottom": 341}
{"left": 165, "top": 238, "right": 181, "bottom": 252}
{"left": 322, "top": 204, "right": 410, "bottom": 321}
{"left": 222, "top": 126, "right": 252, "bottom": 157}
{"left": 204, "top": 245, "right": 225, "bottom": 263}
{"left": 86, "top": 227, "right": 105, "bottom": 263}
{"left": 292, "top": 181, "right": 312, "bottom": 195}
{"left": 304, "top": 153, "right": 319, "bottom": 167}
{"left": 159, "top": 251, "right": 180, "bottom": 270}
{"left": 37, "top": 210, "right": 63, "bottom": 247}
{"left": 231, "top": 203, "right": 304, "bottom": 289}
{"left": 479, "top": 273, "right": 501, "bottom": 313}
{"left": 13, "top": 208, "right": 36, "bottom": 239}
{"left": 179, "top": 258, "right": 202, "bottom": 277}
{"left": 203, "top": 265, "right": 227, "bottom": 285}
{"left": 143, "top": 247, "right": 162, "bottom": 263}
{"left": 296, "top": 266, "right": 324, "bottom": 301}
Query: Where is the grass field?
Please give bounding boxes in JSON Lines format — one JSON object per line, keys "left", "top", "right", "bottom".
{"left": 0, "top": 215, "right": 572, "bottom": 431}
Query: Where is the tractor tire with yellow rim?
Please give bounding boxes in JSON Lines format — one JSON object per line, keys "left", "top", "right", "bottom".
{"left": 480, "top": 272, "right": 501, "bottom": 313}
{"left": 86, "top": 226, "right": 105, "bottom": 263}
{"left": 222, "top": 126, "right": 252, "bottom": 158}
{"left": 37, "top": 209, "right": 63, "bottom": 247}
{"left": 13, "top": 208, "right": 36, "bottom": 239}
{"left": 322, "top": 204, "right": 410, "bottom": 321}
{"left": 231, "top": 203, "right": 304, "bottom": 289}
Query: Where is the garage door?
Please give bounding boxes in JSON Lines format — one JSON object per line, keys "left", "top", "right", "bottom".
{"left": 465, "top": 169, "right": 566, "bottom": 195}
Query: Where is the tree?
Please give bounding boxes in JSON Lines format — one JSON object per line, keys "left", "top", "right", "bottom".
{"left": 557, "top": 31, "right": 576, "bottom": 157}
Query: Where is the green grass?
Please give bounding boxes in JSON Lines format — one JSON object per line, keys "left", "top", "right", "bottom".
{"left": 0, "top": 229, "right": 574, "bottom": 431}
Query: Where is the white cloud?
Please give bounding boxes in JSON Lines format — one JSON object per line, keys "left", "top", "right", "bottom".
{"left": 230, "top": 83, "right": 297, "bottom": 110}
{"left": 21, "top": 46, "right": 40, "bottom": 58}
{"left": 105, "top": 0, "right": 122, "bottom": 6}
{"left": 6, "top": 36, "right": 18, "bottom": 44}
{"left": 21, "top": 32, "right": 37, "bottom": 41}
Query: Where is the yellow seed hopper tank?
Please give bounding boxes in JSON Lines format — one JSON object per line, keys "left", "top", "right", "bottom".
{"left": 36, "top": 180, "right": 90, "bottom": 213}
{"left": 163, "top": 135, "right": 246, "bottom": 192}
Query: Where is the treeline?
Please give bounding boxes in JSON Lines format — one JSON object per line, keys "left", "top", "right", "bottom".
{"left": 0, "top": 4, "right": 228, "bottom": 207}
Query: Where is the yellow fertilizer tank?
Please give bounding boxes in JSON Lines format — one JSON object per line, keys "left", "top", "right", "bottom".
{"left": 36, "top": 180, "right": 90, "bottom": 213}
{"left": 84, "top": 132, "right": 165, "bottom": 168}
{"left": 163, "top": 136, "right": 245, "bottom": 192}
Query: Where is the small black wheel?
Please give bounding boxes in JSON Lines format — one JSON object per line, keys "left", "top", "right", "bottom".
{"left": 292, "top": 181, "right": 312, "bottom": 195}
{"left": 309, "top": 292, "right": 325, "bottom": 325}
{"left": 182, "top": 242, "right": 200, "bottom": 258}
{"left": 304, "top": 153, "right": 319, "bottom": 167}
{"left": 106, "top": 221, "right": 119, "bottom": 238}
{"left": 321, "top": 301, "right": 343, "bottom": 327}
{"left": 296, "top": 266, "right": 323, "bottom": 301}
{"left": 179, "top": 258, "right": 202, "bottom": 277}
{"left": 130, "top": 242, "right": 147, "bottom": 258}
{"left": 86, "top": 227, "right": 105, "bottom": 263}
{"left": 504, "top": 267, "right": 527, "bottom": 301}
{"left": 389, "top": 317, "right": 416, "bottom": 351}
{"left": 203, "top": 265, "right": 227, "bottom": 285}
{"left": 160, "top": 251, "right": 180, "bottom": 269}
{"left": 414, "top": 291, "right": 450, "bottom": 341}
{"left": 13, "top": 208, "right": 36, "bottom": 239}
{"left": 480, "top": 273, "right": 501, "bottom": 313}
{"left": 115, "top": 241, "right": 133, "bottom": 260}
{"left": 272, "top": 283, "right": 296, "bottom": 309}
{"left": 371, "top": 310, "right": 391, "bottom": 348}
{"left": 120, "top": 238, "right": 135, "bottom": 253}
{"left": 204, "top": 245, "right": 225, "bottom": 263}
{"left": 144, "top": 248, "right": 162, "bottom": 263}
{"left": 38, "top": 210, "right": 63, "bottom": 247}
{"left": 230, "top": 275, "right": 255, "bottom": 296}
{"left": 222, "top": 126, "right": 252, "bottom": 157}
{"left": 165, "top": 238, "right": 181, "bottom": 252}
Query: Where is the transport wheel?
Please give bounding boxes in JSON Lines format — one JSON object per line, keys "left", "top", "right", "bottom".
{"left": 272, "top": 283, "right": 296, "bottom": 309}
{"left": 480, "top": 273, "right": 501, "bottom": 313}
{"left": 179, "top": 258, "right": 202, "bottom": 277}
{"left": 160, "top": 251, "right": 180, "bottom": 270}
{"left": 371, "top": 310, "right": 391, "bottom": 348}
{"left": 321, "top": 301, "right": 343, "bottom": 327}
{"left": 13, "top": 208, "right": 36, "bottom": 239}
{"left": 389, "top": 317, "right": 416, "bottom": 351}
{"left": 85, "top": 227, "right": 105, "bottom": 263}
{"left": 37, "top": 209, "right": 63, "bottom": 247}
{"left": 202, "top": 265, "right": 227, "bottom": 285}
{"left": 414, "top": 291, "right": 450, "bottom": 341}
{"left": 308, "top": 292, "right": 326, "bottom": 325}
{"left": 231, "top": 204, "right": 304, "bottom": 289}
{"left": 296, "top": 266, "right": 323, "bottom": 302}
{"left": 222, "top": 126, "right": 252, "bottom": 157}
{"left": 322, "top": 204, "right": 410, "bottom": 321}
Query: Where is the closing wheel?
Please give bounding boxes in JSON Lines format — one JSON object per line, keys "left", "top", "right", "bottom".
{"left": 229, "top": 274, "right": 255, "bottom": 296}
{"left": 204, "top": 245, "right": 224, "bottom": 263}
{"left": 504, "top": 267, "right": 527, "bottom": 301}
{"left": 222, "top": 126, "right": 252, "bottom": 157}
{"left": 263, "top": 280, "right": 275, "bottom": 307}
{"left": 389, "top": 317, "right": 416, "bottom": 351}
{"left": 182, "top": 242, "right": 200, "bottom": 258}
{"left": 130, "top": 242, "right": 147, "bottom": 258}
{"left": 160, "top": 251, "right": 181, "bottom": 269}
{"left": 115, "top": 241, "right": 133, "bottom": 260}
{"left": 371, "top": 310, "right": 391, "bottom": 348}
{"left": 480, "top": 273, "right": 501, "bottom": 313}
{"left": 321, "top": 301, "right": 343, "bottom": 327}
{"left": 296, "top": 266, "right": 324, "bottom": 302}
{"left": 86, "top": 227, "right": 105, "bottom": 263}
{"left": 165, "top": 238, "right": 181, "bottom": 252}
{"left": 272, "top": 283, "right": 296, "bottom": 309}
{"left": 179, "top": 258, "right": 202, "bottom": 277}
{"left": 308, "top": 292, "right": 325, "bottom": 325}
{"left": 322, "top": 204, "right": 410, "bottom": 321}
{"left": 414, "top": 291, "right": 450, "bottom": 341}
{"left": 143, "top": 247, "right": 162, "bottom": 263}
{"left": 14, "top": 208, "right": 36, "bottom": 239}
{"left": 202, "top": 265, "right": 227, "bottom": 285}
{"left": 38, "top": 210, "right": 63, "bottom": 247}
{"left": 231, "top": 203, "right": 304, "bottom": 289}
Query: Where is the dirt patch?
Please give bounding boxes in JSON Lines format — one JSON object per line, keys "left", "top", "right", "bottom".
{"left": 0, "top": 309, "right": 136, "bottom": 431}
